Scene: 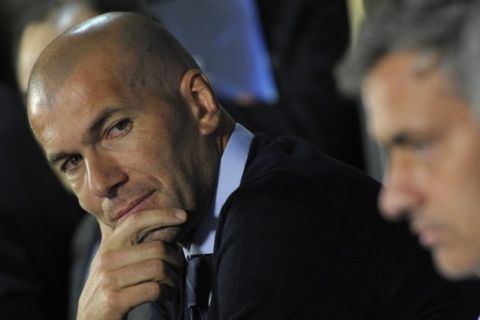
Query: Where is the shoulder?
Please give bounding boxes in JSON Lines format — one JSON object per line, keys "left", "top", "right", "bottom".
{"left": 243, "top": 134, "right": 379, "bottom": 192}
{"left": 221, "top": 134, "right": 381, "bottom": 229}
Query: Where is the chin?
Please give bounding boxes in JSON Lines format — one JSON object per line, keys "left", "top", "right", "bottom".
{"left": 433, "top": 248, "right": 480, "bottom": 280}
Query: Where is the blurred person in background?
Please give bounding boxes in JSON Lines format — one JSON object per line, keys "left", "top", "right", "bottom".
{"left": 255, "top": 0, "right": 365, "bottom": 169}
{"left": 13, "top": 0, "right": 139, "bottom": 96}
{"left": 338, "top": 0, "right": 480, "bottom": 279}
{"left": 15, "top": 1, "right": 98, "bottom": 95}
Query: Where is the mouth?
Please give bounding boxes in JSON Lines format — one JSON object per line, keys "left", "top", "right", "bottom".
{"left": 413, "top": 224, "right": 444, "bottom": 248}
{"left": 112, "top": 190, "right": 156, "bottom": 224}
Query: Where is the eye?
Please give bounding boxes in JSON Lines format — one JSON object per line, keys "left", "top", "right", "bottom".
{"left": 412, "top": 141, "right": 432, "bottom": 157}
{"left": 61, "top": 154, "right": 83, "bottom": 173}
{"left": 107, "top": 119, "right": 132, "bottom": 139}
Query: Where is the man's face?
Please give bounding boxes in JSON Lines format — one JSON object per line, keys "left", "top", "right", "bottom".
{"left": 363, "top": 51, "right": 480, "bottom": 278}
{"left": 29, "top": 54, "right": 217, "bottom": 243}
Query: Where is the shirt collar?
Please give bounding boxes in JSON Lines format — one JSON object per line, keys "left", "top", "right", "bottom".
{"left": 184, "top": 123, "right": 253, "bottom": 259}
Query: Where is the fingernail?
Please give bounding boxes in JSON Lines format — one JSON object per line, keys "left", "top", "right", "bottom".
{"left": 175, "top": 210, "right": 186, "bottom": 221}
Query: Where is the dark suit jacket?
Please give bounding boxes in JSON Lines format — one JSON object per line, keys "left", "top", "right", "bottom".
{"left": 210, "top": 134, "right": 479, "bottom": 319}
{"left": 0, "top": 83, "right": 84, "bottom": 319}
{"left": 151, "top": 134, "right": 480, "bottom": 319}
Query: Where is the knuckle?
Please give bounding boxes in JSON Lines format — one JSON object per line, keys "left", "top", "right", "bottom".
{"left": 97, "top": 251, "right": 115, "bottom": 269}
{"left": 146, "top": 282, "right": 161, "bottom": 300}
{"left": 103, "top": 291, "right": 120, "bottom": 313}
{"left": 149, "top": 259, "right": 165, "bottom": 275}
{"left": 99, "top": 271, "right": 117, "bottom": 290}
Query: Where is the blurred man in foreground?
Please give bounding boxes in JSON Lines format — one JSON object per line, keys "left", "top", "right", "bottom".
{"left": 27, "top": 11, "right": 480, "bottom": 320}
{"left": 338, "top": 0, "right": 480, "bottom": 279}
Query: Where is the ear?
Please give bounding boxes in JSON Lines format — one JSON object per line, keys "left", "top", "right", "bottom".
{"left": 179, "top": 69, "right": 220, "bottom": 135}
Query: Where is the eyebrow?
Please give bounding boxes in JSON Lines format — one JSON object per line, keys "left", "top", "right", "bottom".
{"left": 46, "top": 107, "right": 122, "bottom": 166}
{"left": 47, "top": 151, "right": 69, "bottom": 167}
{"left": 384, "top": 131, "right": 436, "bottom": 150}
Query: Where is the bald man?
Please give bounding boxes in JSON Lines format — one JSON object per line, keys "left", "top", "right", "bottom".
{"left": 27, "top": 12, "right": 480, "bottom": 320}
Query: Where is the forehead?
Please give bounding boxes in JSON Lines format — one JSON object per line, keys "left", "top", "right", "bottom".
{"left": 28, "top": 53, "right": 129, "bottom": 144}
{"left": 362, "top": 51, "right": 466, "bottom": 140}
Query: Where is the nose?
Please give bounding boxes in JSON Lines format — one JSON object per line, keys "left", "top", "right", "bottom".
{"left": 85, "top": 151, "right": 128, "bottom": 199}
{"left": 379, "top": 154, "right": 422, "bottom": 220}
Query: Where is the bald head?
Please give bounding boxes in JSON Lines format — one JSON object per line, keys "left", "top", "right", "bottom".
{"left": 24, "top": 9, "right": 235, "bottom": 252}
{"left": 28, "top": 12, "right": 199, "bottom": 113}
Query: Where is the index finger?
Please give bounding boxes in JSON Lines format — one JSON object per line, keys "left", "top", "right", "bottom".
{"left": 102, "top": 208, "right": 187, "bottom": 250}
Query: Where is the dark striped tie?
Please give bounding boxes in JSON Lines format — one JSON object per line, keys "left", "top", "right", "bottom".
{"left": 186, "top": 254, "right": 213, "bottom": 320}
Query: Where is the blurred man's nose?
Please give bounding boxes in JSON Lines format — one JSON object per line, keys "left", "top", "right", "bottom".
{"left": 379, "top": 154, "right": 422, "bottom": 220}
{"left": 86, "top": 152, "right": 128, "bottom": 199}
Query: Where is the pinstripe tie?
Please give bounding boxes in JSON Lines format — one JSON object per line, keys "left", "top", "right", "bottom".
{"left": 185, "top": 254, "right": 212, "bottom": 320}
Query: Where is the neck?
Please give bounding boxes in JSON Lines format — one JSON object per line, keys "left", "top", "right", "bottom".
{"left": 215, "top": 109, "right": 236, "bottom": 156}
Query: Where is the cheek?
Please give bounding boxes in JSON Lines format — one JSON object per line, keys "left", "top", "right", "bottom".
{"left": 115, "top": 136, "right": 182, "bottom": 197}
{"left": 445, "top": 137, "right": 480, "bottom": 208}
{"left": 121, "top": 138, "right": 171, "bottom": 174}
{"left": 448, "top": 161, "right": 480, "bottom": 235}
{"left": 123, "top": 126, "right": 172, "bottom": 164}
{"left": 426, "top": 144, "right": 480, "bottom": 239}
{"left": 76, "top": 188, "right": 103, "bottom": 217}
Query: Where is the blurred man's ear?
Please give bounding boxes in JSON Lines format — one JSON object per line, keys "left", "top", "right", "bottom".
{"left": 179, "top": 69, "right": 220, "bottom": 135}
